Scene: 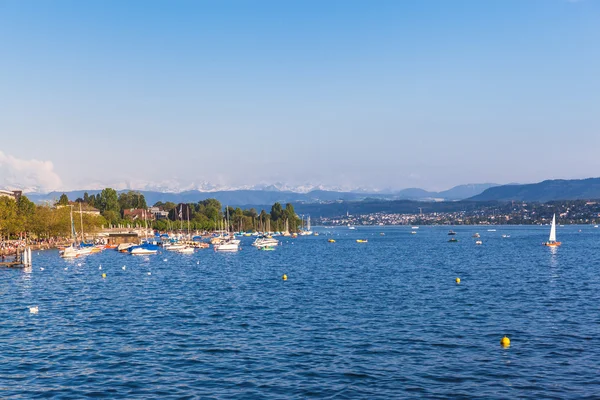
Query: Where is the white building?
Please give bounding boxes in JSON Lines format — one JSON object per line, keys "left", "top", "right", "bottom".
{"left": 0, "top": 189, "right": 21, "bottom": 201}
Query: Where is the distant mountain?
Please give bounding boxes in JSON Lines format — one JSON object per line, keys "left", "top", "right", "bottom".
{"left": 438, "top": 183, "right": 500, "bottom": 200}
{"left": 393, "top": 183, "right": 499, "bottom": 201}
{"left": 25, "top": 189, "right": 385, "bottom": 207}
{"left": 23, "top": 183, "right": 496, "bottom": 206}
{"left": 469, "top": 178, "right": 600, "bottom": 202}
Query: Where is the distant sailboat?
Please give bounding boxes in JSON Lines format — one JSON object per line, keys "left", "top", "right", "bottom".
{"left": 544, "top": 214, "right": 561, "bottom": 247}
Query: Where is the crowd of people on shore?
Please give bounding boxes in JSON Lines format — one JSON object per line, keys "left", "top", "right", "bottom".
{"left": 0, "top": 238, "right": 67, "bottom": 257}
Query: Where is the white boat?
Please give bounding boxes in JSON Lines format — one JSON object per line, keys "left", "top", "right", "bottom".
{"left": 61, "top": 206, "right": 80, "bottom": 259}
{"left": 61, "top": 245, "right": 79, "bottom": 259}
{"left": 411, "top": 226, "right": 419, "bottom": 229}
{"left": 475, "top": 240, "right": 483, "bottom": 245}
{"left": 348, "top": 226, "right": 356, "bottom": 230}
{"left": 252, "top": 237, "right": 279, "bottom": 248}
{"left": 177, "top": 246, "right": 195, "bottom": 254}
{"left": 214, "top": 241, "right": 240, "bottom": 252}
{"left": 77, "top": 247, "right": 94, "bottom": 256}
{"left": 543, "top": 214, "right": 561, "bottom": 247}
{"left": 214, "top": 207, "right": 240, "bottom": 252}
{"left": 487, "top": 229, "right": 497, "bottom": 232}
{"left": 117, "top": 243, "right": 135, "bottom": 252}
{"left": 131, "top": 247, "right": 158, "bottom": 255}
{"left": 164, "top": 243, "right": 186, "bottom": 251}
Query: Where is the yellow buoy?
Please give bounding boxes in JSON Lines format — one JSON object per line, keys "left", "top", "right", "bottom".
{"left": 501, "top": 336, "right": 511, "bottom": 347}
{"left": 282, "top": 274, "right": 288, "bottom": 281}
{"left": 455, "top": 277, "right": 461, "bottom": 284}
{"left": 102, "top": 273, "right": 107, "bottom": 279}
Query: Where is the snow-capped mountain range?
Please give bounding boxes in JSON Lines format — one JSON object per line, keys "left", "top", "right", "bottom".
{"left": 6, "top": 181, "right": 382, "bottom": 195}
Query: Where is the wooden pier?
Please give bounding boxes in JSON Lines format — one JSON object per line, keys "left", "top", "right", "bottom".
{"left": 1, "top": 250, "right": 28, "bottom": 268}
{"left": 0, "top": 261, "right": 25, "bottom": 268}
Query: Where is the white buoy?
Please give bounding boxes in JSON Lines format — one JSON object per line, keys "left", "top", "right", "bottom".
{"left": 99, "top": 266, "right": 102, "bottom": 270}
{"left": 122, "top": 266, "right": 126, "bottom": 270}
{"left": 64, "top": 267, "right": 68, "bottom": 271}
{"left": 148, "top": 272, "right": 152, "bottom": 275}
{"left": 29, "top": 306, "right": 39, "bottom": 314}
{"left": 77, "top": 263, "right": 82, "bottom": 267}
{"left": 163, "top": 259, "right": 168, "bottom": 262}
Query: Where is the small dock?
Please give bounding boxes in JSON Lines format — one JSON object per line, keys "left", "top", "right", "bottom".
{"left": 0, "top": 261, "right": 25, "bottom": 268}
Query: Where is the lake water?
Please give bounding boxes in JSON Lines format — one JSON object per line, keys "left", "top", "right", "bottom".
{"left": 2, "top": 226, "right": 600, "bottom": 399}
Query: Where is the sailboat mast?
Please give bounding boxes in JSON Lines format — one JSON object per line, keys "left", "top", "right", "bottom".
{"left": 70, "top": 205, "right": 76, "bottom": 245}
{"left": 79, "top": 202, "right": 85, "bottom": 244}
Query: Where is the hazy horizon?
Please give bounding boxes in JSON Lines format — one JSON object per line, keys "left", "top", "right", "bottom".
{"left": 1, "top": 0, "right": 599, "bottom": 192}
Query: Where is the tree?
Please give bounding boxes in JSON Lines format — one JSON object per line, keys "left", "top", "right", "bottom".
{"left": 16, "top": 195, "right": 36, "bottom": 233}
{"left": 118, "top": 191, "right": 147, "bottom": 212}
{"left": 97, "top": 188, "right": 119, "bottom": 214}
{"left": 270, "top": 202, "right": 283, "bottom": 221}
{"left": 102, "top": 210, "right": 120, "bottom": 226}
{"left": 0, "top": 197, "right": 18, "bottom": 238}
{"left": 57, "top": 193, "right": 69, "bottom": 206}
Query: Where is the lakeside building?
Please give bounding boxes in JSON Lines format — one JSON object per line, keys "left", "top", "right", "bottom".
{"left": 149, "top": 207, "right": 169, "bottom": 220}
{"left": 106, "top": 232, "right": 141, "bottom": 246}
{"left": 0, "top": 189, "right": 22, "bottom": 201}
{"left": 123, "top": 209, "right": 156, "bottom": 221}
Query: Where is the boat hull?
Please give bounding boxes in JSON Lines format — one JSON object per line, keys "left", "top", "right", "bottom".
{"left": 544, "top": 242, "right": 561, "bottom": 247}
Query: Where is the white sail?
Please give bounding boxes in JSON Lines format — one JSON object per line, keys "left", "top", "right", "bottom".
{"left": 549, "top": 214, "right": 557, "bottom": 242}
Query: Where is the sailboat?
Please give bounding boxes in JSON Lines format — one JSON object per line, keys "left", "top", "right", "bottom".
{"left": 214, "top": 206, "right": 240, "bottom": 252}
{"left": 543, "top": 214, "right": 561, "bottom": 247}
{"left": 130, "top": 210, "right": 159, "bottom": 255}
{"left": 61, "top": 205, "right": 79, "bottom": 258}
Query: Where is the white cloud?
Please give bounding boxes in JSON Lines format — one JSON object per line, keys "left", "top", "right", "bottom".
{"left": 0, "top": 150, "right": 62, "bottom": 192}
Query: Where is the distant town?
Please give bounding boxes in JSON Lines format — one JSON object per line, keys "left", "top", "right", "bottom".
{"left": 316, "top": 200, "right": 600, "bottom": 226}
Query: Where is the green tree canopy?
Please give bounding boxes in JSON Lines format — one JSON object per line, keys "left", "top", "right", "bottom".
{"left": 97, "top": 188, "right": 119, "bottom": 214}
{"left": 118, "top": 191, "right": 148, "bottom": 211}
{"left": 57, "top": 193, "right": 69, "bottom": 206}
{"left": 270, "top": 202, "right": 283, "bottom": 221}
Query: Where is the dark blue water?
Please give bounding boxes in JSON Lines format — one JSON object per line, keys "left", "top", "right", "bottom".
{"left": 2, "top": 226, "right": 600, "bottom": 399}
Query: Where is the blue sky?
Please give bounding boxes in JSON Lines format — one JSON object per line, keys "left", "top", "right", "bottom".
{"left": 0, "top": 0, "right": 599, "bottom": 192}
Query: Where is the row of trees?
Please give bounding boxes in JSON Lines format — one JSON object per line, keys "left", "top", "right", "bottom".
{"left": 58, "top": 189, "right": 148, "bottom": 226}
{"left": 152, "top": 199, "right": 301, "bottom": 232}
{"left": 54, "top": 189, "right": 303, "bottom": 233}
{"left": 1, "top": 195, "right": 106, "bottom": 240}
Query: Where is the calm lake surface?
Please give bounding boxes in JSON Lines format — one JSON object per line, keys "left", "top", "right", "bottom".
{"left": 2, "top": 226, "right": 600, "bottom": 399}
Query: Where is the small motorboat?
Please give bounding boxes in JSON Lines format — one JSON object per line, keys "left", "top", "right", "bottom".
{"left": 448, "top": 230, "right": 457, "bottom": 235}
{"left": 448, "top": 238, "right": 459, "bottom": 243}
{"left": 328, "top": 239, "right": 336, "bottom": 243}
{"left": 356, "top": 239, "right": 368, "bottom": 243}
